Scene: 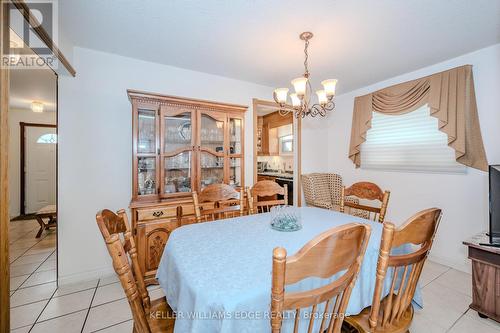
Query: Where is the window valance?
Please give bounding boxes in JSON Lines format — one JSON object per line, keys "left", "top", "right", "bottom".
{"left": 349, "top": 65, "right": 488, "bottom": 171}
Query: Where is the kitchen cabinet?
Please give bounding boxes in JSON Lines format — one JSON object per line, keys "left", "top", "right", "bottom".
{"left": 257, "top": 111, "right": 292, "bottom": 156}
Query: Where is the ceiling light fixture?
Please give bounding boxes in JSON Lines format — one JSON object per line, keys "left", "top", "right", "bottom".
{"left": 273, "top": 32, "right": 337, "bottom": 118}
{"left": 31, "top": 101, "right": 44, "bottom": 113}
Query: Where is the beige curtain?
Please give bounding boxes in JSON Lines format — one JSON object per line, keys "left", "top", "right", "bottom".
{"left": 349, "top": 65, "right": 488, "bottom": 171}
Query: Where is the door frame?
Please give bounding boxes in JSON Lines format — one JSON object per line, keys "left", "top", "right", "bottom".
{"left": 19, "top": 122, "right": 57, "bottom": 215}
{"left": 252, "top": 98, "right": 302, "bottom": 206}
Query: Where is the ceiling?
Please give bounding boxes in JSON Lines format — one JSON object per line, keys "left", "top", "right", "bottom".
{"left": 9, "top": 31, "right": 57, "bottom": 112}
{"left": 59, "top": 0, "right": 500, "bottom": 94}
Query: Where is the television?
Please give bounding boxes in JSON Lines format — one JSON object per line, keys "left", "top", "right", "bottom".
{"left": 489, "top": 165, "right": 500, "bottom": 245}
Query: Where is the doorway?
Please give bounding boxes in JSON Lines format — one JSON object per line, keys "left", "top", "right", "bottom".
{"left": 252, "top": 99, "right": 302, "bottom": 206}
{"left": 21, "top": 123, "right": 57, "bottom": 215}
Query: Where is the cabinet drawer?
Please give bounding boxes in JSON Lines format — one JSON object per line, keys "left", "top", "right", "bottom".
{"left": 137, "top": 206, "right": 179, "bottom": 221}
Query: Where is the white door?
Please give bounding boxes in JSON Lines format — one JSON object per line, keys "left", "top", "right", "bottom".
{"left": 25, "top": 126, "right": 56, "bottom": 214}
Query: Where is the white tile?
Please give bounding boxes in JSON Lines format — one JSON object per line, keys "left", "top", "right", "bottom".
{"left": 422, "top": 279, "right": 471, "bottom": 313}
{"left": 417, "top": 282, "right": 467, "bottom": 330}
{"left": 36, "top": 259, "right": 56, "bottom": 272}
{"left": 83, "top": 298, "right": 132, "bottom": 333}
{"left": 95, "top": 319, "right": 133, "bottom": 333}
{"left": 10, "top": 299, "right": 49, "bottom": 329}
{"left": 434, "top": 268, "right": 472, "bottom": 297}
{"left": 10, "top": 282, "right": 57, "bottom": 307}
{"left": 149, "top": 286, "right": 165, "bottom": 300}
{"left": 53, "top": 279, "right": 98, "bottom": 297}
{"left": 10, "top": 262, "right": 40, "bottom": 278}
{"left": 465, "top": 309, "right": 500, "bottom": 331}
{"left": 420, "top": 260, "right": 449, "bottom": 286}
{"left": 9, "top": 325, "right": 31, "bottom": 333}
{"left": 31, "top": 310, "right": 87, "bottom": 333}
{"left": 410, "top": 309, "right": 447, "bottom": 333}
{"left": 92, "top": 282, "right": 126, "bottom": 306}
{"left": 99, "top": 273, "right": 120, "bottom": 286}
{"left": 10, "top": 275, "right": 30, "bottom": 291}
{"left": 20, "top": 269, "right": 56, "bottom": 288}
{"left": 450, "top": 313, "right": 500, "bottom": 333}
{"left": 11, "top": 252, "right": 51, "bottom": 266}
{"left": 39, "top": 288, "right": 95, "bottom": 321}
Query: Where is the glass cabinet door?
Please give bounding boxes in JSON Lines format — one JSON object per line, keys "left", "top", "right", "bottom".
{"left": 137, "top": 109, "right": 156, "bottom": 154}
{"left": 198, "top": 111, "right": 226, "bottom": 190}
{"left": 161, "top": 110, "right": 195, "bottom": 195}
{"left": 227, "top": 115, "right": 244, "bottom": 188}
{"left": 136, "top": 107, "right": 158, "bottom": 197}
{"left": 137, "top": 156, "right": 157, "bottom": 196}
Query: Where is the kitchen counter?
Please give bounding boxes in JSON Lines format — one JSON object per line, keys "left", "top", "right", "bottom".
{"left": 257, "top": 171, "right": 294, "bottom": 179}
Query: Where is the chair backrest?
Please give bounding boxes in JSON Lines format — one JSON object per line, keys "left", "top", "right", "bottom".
{"left": 368, "top": 208, "right": 442, "bottom": 330}
{"left": 340, "top": 182, "right": 390, "bottom": 223}
{"left": 302, "top": 173, "right": 343, "bottom": 209}
{"left": 192, "top": 183, "right": 245, "bottom": 222}
{"left": 248, "top": 180, "right": 288, "bottom": 214}
{"left": 96, "top": 209, "right": 152, "bottom": 332}
{"left": 271, "top": 223, "right": 371, "bottom": 333}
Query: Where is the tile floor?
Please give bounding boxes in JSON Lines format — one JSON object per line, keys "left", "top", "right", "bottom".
{"left": 9, "top": 219, "right": 500, "bottom": 332}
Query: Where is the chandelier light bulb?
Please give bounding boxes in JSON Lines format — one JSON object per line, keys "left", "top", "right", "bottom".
{"left": 274, "top": 88, "right": 289, "bottom": 104}
{"left": 321, "top": 79, "right": 338, "bottom": 97}
{"left": 291, "top": 77, "right": 308, "bottom": 96}
{"left": 316, "top": 90, "right": 328, "bottom": 105}
{"left": 290, "top": 93, "right": 301, "bottom": 107}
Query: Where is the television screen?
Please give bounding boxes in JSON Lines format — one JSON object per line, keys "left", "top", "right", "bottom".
{"left": 490, "top": 165, "right": 500, "bottom": 244}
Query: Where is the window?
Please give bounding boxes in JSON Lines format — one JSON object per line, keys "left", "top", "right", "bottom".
{"left": 360, "top": 105, "right": 465, "bottom": 173}
{"left": 279, "top": 135, "right": 293, "bottom": 154}
{"left": 37, "top": 133, "right": 57, "bottom": 144}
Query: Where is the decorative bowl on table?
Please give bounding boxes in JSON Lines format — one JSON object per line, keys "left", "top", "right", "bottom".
{"left": 270, "top": 206, "right": 302, "bottom": 232}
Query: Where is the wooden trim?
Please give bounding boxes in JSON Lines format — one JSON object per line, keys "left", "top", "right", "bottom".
{"left": 0, "top": 2, "right": 10, "bottom": 331}
{"left": 252, "top": 99, "right": 302, "bottom": 206}
{"left": 19, "top": 122, "right": 57, "bottom": 215}
{"left": 11, "top": 0, "right": 76, "bottom": 77}
{"left": 128, "top": 90, "right": 248, "bottom": 113}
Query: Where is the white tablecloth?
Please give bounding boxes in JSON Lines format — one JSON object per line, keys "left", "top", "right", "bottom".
{"left": 156, "top": 207, "right": 422, "bottom": 333}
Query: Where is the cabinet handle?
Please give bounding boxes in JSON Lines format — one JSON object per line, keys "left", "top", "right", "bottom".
{"left": 152, "top": 211, "right": 164, "bottom": 218}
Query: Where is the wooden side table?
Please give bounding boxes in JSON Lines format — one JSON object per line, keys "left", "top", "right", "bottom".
{"left": 463, "top": 233, "right": 500, "bottom": 323}
{"left": 35, "top": 204, "right": 57, "bottom": 238}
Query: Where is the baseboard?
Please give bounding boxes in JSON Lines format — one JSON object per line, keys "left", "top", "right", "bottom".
{"left": 428, "top": 254, "right": 471, "bottom": 274}
{"left": 58, "top": 266, "right": 115, "bottom": 286}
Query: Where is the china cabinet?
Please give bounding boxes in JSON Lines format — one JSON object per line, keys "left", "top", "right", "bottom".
{"left": 128, "top": 90, "right": 247, "bottom": 283}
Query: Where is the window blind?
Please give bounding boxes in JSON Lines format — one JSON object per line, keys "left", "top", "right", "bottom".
{"left": 360, "top": 105, "right": 465, "bottom": 173}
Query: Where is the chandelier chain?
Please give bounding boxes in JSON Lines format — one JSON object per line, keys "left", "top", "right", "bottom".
{"left": 303, "top": 39, "right": 310, "bottom": 77}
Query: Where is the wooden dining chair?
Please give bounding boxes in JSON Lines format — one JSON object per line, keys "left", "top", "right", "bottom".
{"left": 340, "top": 182, "right": 390, "bottom": 223}
{"left": 271, "top": 223, "right": 372, "bottom": 333}
{"left": 96, "top": 209, "right": 175, "bottom": 333}
{"left": 192, "top": 183, "right": 246, "bottom": 222}
{"left": 248, "top": 180, "right": 288, "bottom": 214}
{"left": 343, "top": 208, "right": 442, "bottom": 333}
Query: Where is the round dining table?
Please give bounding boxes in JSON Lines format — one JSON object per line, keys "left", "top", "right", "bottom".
{"left": 156, "top": 206, "right": 422, "bottom": 333}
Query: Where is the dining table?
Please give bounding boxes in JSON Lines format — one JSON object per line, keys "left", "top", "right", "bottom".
{"left": 156, "top": 206, "right": 423, "bottom": 333}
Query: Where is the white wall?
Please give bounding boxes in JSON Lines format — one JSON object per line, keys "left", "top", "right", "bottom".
{"left": 8, "top": 109, "right": 56, "bottom": 217}
{"left": 57, "top": 47, "right": 286, "bottom": 282}
{"left": 327, "top": 44, "right": 500, "bottom": 272}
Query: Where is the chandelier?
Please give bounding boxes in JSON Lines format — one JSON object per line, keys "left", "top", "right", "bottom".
{"left": 273, "top": 32, "right": 337, "bottom": 118}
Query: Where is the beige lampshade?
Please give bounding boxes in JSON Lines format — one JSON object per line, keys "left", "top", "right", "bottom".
{"left": 290, "top": 93, "right": 301, "bottom": 107}
{"left": 274, "top": 88, "right": 289, "bottom": 104}
{"left": 291, "top": 77, "right": 308, "bottom": 96}
{"left": 321, "top": 79, "right": 338, "bottom": 97}
{"left": 316, "top": 90, "right": 328, "bottom": 105}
